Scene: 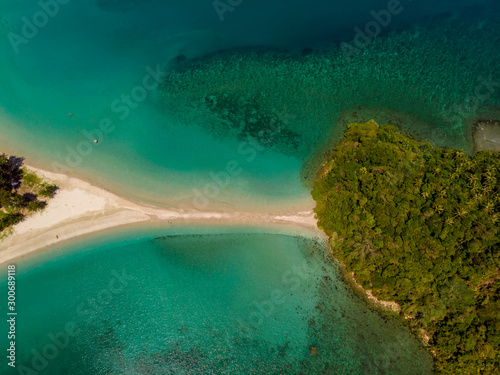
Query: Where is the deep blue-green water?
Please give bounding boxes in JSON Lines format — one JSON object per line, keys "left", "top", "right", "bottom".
{"left": 1, "top": 227, "right": 431, "bottom": 374}
{"left": 0, "top": 0, "right": 499, "bottom": 209}
{"left": 1, "top": 1, "right": 499, "bottom": 373}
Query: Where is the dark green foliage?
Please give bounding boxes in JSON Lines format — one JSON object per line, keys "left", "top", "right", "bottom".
{"left": 21, "top": 169, "right": 43, "bottom": 187}
{"left": 26, "top": 200, "right": 46, "bottom": 212}
{"left": 312, "top": 122, "right": 500, "bottom": 374}
{"left": 0, "top": 212, "right": 23, "bottom": 232}
{"left": 38, "top": 183, "right": 57, "bottom": 198}
{"left": 0, "top": 154, "right": 56, "bottom": 234}
{"left": 0, "top": 153, "right": 15, "bottom": 191}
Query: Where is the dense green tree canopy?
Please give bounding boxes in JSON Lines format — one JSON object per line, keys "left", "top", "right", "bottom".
{"left": 0, "top": 154, "right": 56, "bottom": 234}
{"left": 312, "top": 121, "right": 499, "bottom": 374}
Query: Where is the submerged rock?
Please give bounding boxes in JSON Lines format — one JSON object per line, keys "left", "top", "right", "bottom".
{"left": 309, "top": 345, "right": 318, "bottom": 356}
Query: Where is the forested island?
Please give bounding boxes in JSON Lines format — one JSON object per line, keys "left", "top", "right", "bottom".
{"left": 0, "top": 154, "right": 56, "bottom": 237}
{"left": 312, "top": 121, "right": 499, "bottom": 374}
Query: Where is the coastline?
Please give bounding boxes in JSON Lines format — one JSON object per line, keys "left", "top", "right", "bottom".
{"left": 345, "top": 271, "right": 401, "bottom": 314}
{"left": 0, "top": 164, "right": 428, "bottom": 338}
{"left": 344, "top": 266, "right": 433, "bottom": 349}
{"left": 0, "top": 165, "right": 320, "bottom": 265}
{"left": 473, "top": 120, "right": 500, "bottom": 153}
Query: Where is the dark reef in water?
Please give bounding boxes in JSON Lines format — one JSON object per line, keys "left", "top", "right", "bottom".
{"left": 158, "top": 11, "right": 500, "bottom": 191}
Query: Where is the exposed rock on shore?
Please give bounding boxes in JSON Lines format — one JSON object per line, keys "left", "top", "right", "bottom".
{"left": 473, "top": 120, "right": 500, "bottom": 153}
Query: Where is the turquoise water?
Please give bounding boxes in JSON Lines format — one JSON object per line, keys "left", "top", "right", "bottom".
{"left": 1, "top": 1, "right": 498, "bottom": 373}
{"left": 161, "top": 7, "right": 500, "bottom": 166}
{"left": 0, "top": 0, "right": 499, "bottom": 209}
{"left": 1, "top": 227, "right": 431, "bottom": 374}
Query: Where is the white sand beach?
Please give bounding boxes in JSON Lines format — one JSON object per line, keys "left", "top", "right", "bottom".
{"left": 0, "top": 165, "right": 412, "bottom": 321}
{"left": 0, "top": 166, "right": 319, "bottom": 264}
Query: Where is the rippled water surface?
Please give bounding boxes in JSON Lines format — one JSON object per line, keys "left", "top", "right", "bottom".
{"left": 1, "top": 228, "right": 432, "bottom": 374}
{"left": 0, "top": 0, "right": 498, "bottom": 209}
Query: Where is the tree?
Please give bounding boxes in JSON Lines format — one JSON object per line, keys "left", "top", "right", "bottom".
{"left": 312, "top": 121, "right": 500, "bottom": 374}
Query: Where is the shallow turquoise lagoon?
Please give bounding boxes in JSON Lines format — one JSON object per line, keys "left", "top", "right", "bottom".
{"left": 1, "top": 228, "right": 432, "bottom": 374}
{"left": 1, "top": 1, "right": 499, "bottom": 209}
{"left": 1, "top": 1, "right": 498, "bottom": 373}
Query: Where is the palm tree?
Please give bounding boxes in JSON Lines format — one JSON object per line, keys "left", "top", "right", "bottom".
{"left": 455, "top": 208, "right": 468, "bottom": 218}
{"left": 483, "top": 202, "right": 494, "bottom": 214}
{"left": 468, "top": 174, "right": 477, "bottom": 185}
{"left": 482, "top": 186, "right": 492, "bottom": 195}
{"left": 485, "top": 172, "right": 496, "bottom": 183}
{"left": 434, "top": 204, "right": 444, "bottom": 214}
{"left": 351, "top": 231, "right": 379, "bottom": 263}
